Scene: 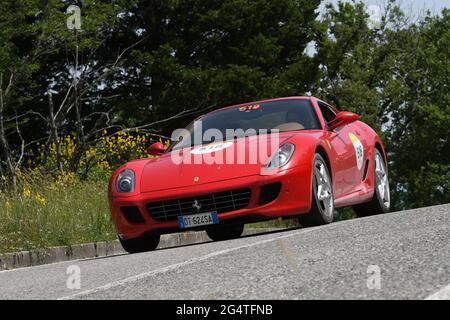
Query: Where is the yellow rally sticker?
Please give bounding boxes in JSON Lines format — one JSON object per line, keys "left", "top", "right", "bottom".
{"left": 348, "top": 133, "right": 364, "bottom": 170}
{"left": 239, "top": 104, "right": 260, "bottom": 112}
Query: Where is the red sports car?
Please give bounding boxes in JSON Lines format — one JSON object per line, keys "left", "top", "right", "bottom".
{"left": 108, "top": 96, "right": 390, "bottom": 253}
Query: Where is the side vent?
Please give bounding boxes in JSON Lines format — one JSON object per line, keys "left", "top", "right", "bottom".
{"left": 362, "top": 159, "right": 369, "bottom": 181}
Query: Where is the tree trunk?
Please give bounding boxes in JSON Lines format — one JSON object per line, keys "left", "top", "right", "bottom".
{"left": 48, "top": 91, "right": 63, "bottom": 172}
{"left": 0, "top": 72, "right": 17, "bottom": 191}
{"left": 70, "top": 30, "right": 87, "bottom": 174}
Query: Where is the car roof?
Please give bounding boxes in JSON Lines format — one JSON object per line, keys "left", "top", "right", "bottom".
{"left": 208, "top": 96, "right": 314, "bottom": 114}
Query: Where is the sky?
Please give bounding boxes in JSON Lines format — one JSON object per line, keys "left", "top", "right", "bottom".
{"left": 321, "top": 0, "right": 449, "bottom": 18}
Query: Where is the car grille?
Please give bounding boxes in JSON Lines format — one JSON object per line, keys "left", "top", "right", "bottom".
{"left": 146, "top": 188, "right": 251, "bottom": 221}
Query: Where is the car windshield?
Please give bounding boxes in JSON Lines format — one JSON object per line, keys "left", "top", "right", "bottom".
{"left": 169, "top": 99, "right": 320, "bottom": 151}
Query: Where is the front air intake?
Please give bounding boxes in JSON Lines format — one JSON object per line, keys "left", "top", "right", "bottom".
{"left": 259, "top": 182, "right": 282, "bottom": 205}
{"left": 121, "top": 206, "right": 145, "bottom": 224}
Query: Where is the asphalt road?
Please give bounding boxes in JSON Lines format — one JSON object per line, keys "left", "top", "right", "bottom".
{"left": 0, "top": 204, "right": 448, "bottom": 300}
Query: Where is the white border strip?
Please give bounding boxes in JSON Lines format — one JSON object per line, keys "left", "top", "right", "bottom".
{"left": 425, "top": 284, "right": 450, "bottom": 300}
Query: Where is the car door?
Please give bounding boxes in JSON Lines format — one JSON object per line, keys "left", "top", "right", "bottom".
{"left": 317, "top": 102, "right": 361, "bottom": 197}
{"left": 345, "top": 120, "right": 370, "bottom": 188}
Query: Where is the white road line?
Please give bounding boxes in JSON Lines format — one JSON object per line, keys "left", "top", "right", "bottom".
{"left": 58, "top": 227, "right": 324, "bottom": 300}
{"left": 425, "top": 284, "right": 450, "bottom": 300}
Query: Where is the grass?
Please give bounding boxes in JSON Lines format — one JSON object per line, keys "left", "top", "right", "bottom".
{"left": 0, "top": 172, "right": 116, "bottom": 253}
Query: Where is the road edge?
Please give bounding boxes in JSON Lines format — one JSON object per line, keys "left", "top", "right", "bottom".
{"left": 0, "top": 227, "right": 281, "bottom": 271}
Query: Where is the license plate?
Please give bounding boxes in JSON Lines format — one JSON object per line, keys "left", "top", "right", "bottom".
{"left": 178, "top": 211, "right": 219, "bottom": 229}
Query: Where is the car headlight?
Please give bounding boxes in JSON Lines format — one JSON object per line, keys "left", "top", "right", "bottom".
{"left": 116, "top": 169, "right": 135, "bottom": 193}
{"left": 266, "top": 143, "right": 295, "bottom": 169}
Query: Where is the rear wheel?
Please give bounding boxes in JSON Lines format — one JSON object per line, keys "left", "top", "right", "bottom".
{"left": 206, "top": 224, "right": 245, "bottom": 241}
{"left": 353, "top": 148, "right": 390, "bottom": 217}
{"left": 298, "top": 153, "right": 334, "bottom": 227}
{"left": 119, "top": 233, "right": 160, "bottom": 254}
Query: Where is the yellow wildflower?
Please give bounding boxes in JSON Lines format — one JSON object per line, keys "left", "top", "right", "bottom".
{"left": 23, "top": 186, "right": 32, "bottom": 198}
{"left": 35, "top": 194, "right": 46, "bottom": 206}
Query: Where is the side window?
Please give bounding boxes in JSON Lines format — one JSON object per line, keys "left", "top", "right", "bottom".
{"left": 318, "top": 102, "right": 337, "bottom": 125}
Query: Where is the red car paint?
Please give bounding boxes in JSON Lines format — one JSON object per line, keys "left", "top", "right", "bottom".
{"left": 108, "top": 96, "right": 387, "bottom": 240}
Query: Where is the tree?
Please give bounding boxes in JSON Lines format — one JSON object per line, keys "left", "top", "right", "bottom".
{"left": 385, "top": 9, "right": 450, "bottom": 209}
{"left": 314, "top": 1, "right": 449, "bottom": 210}
{"left": 0, "top": 0, "right": 64, "bottom": 188}
{"left": 115, "top": 0, "right": 321, "bottom": 131}
{"left": 0, "top": 0, "right": 140, "bottom": 180}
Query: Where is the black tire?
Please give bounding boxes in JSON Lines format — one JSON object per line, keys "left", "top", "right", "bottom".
{"left": 298, "top": 153, "right": 334, "bottom": 227}
{"left": 353, "top": 148, "right": 390, "bottom": 217}
{"left": 119, "top": 233, "right": 160, "bottom": 254}
{"left": 206, "top": 224, "right": 245, "bottom": 241}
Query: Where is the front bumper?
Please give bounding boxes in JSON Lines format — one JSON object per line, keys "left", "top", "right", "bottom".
{"left": 109, "top": 165, "right": 312, "bottom": 240}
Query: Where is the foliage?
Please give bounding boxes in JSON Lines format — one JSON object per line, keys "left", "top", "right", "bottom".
{"left": 314, "top": 3, "right": 450, "bottom": 210}
{"left": 384, "top": 10, "right": 450, "bottom": 209}
{"left": 124, "top": 0, "right": 321, "bottom": 129}
{"left": 38, "top": 131, "right": 169, "bottom": 176}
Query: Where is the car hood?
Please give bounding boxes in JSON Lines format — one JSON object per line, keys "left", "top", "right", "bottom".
{"left": 140, "top": 132, "right": 294, "bottom": 192}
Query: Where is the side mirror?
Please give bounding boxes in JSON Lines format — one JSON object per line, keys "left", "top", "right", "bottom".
{"left": 147, "top": 142, "right": 166, "bottom": 156}
{"left": 328, "top": 111, "right": 358, "bottom": 131}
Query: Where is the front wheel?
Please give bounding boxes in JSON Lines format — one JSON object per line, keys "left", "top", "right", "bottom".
{"left": 206, "top": 224, "right": 245, "bottom": 241}
{"left": 298, "top": 153, "right": 334, "bottom": 227}
{"left": 353, "top": 148, "right": 390, "bottom": 217}
{"left": 119, "top": 233, "right": 160, "bottom": 254}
